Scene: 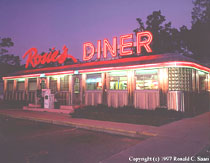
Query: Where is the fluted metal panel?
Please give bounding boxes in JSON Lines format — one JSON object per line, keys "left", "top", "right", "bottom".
{"left": 167, "top": 91, "right": 185, "bottom": 112}
{"left": 85, "top": 91, "right": 102, "bottom": 106}
{"left": 134, "top": 90, "right": 159, "bottom": 110}
{"left": 107, "top": 90, "right": 128, "bottom": 108}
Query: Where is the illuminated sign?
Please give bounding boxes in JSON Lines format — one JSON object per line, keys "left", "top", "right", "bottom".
{"left": 22, "top": 31, "right": 153, "bottom": 69}
{"left": 83, "top": 31, "right": 153, "bottom": 61}
{"left": 22, "top": 45, "right": 77, "bottom": 68}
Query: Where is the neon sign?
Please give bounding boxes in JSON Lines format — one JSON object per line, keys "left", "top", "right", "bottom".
{"left": 22, "top": 31, "right": 153, "bottom": 68}
{"left": 22, "top": 45, "right": 77, "bottom": 68}
{"left": 83, "top": 31, "right": 153, "bottom": 61}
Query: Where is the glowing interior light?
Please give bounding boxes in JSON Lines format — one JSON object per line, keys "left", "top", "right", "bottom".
{"left": 40, "top": 74, "right": 46, "bottom": 78}
{"left": 46, "top": 71, "right": 74, "bottom": 76}
{"left": 83, "top": 42, "right": 95, "bottom": 61}
{"left": 159, "top": 69, "right": 168, "bottom": 81}
{"left": 51, "top": 75, "right": 65, "bottom": 78}
{"left": 120, "top": 34, "right": 133, "bottom": 56}
{"left": 74, "top": 70, "right": 79, "bottom": 74}
{"left": 17, "top": 78, "right": 25, "bottom": 82}
{"left": 153, "top": 81, "right": 158, "bottom": 85}
{"left": 96, "top": 78, "right": 101, "bottom": 82}
{"left": 136, "top": 31, "right": 153, "bottom": 54}
{"left": 109, "top": 71, "right": 127, "bottom": 76}
{"left": 103, "top": 37, "right": 117, "bottom": 58}
{"left": 198, "top": 71, "right": 206, "bottom": 75}
{"left": 136, "top": 69, "right": 157, "bottom": 75}
{"left": 86, "top": 78, "right": 101, "bottom": 83}
{"left": 98, "top": 82, "right": 102, "bottom": 87}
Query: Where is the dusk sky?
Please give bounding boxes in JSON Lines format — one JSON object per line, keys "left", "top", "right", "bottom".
{"left": 0, "top": 0, "right": 193, "bottom": 63}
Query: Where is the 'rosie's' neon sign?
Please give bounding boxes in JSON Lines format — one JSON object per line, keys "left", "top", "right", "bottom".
{"left": 83, "top": 31, "right": 153, "bottom": 61}
{"left": 22, "top": 31, "right": 153, "bottom": 68}
{"left": 23, "top": 45, "right": 77, "bottom": 68}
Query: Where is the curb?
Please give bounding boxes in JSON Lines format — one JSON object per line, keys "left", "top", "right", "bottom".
{"left": 0, "top": 112, "right": 157, "bottom": 139}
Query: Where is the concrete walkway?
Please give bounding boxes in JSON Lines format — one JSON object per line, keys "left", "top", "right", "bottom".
{"left": 0, "top": 109, "right": 209, "bottom": 163}
{"left": 102, "top": 112, "right": 210, "bottom": 163}
{"left": 0, "top": 109, "right": 157, "bottom": 138}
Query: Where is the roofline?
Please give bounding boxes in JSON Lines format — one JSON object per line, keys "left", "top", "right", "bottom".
{"left": 10, "top": 54, "right": 163, "bottom": 75}
{"left": 3, "top": 61, "right": 210, "bottom": 80}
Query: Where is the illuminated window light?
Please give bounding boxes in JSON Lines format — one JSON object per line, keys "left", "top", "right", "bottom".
{"left": 198, "top": 71, "right": 206, "bottom": 75}
{"left": 136, "top": 69, "right": 158, "bottom": 75}
{"left": 74, "top": 70, "right": 79, "bottom": 74}
{"left": 40, "top": 74, "right": 46, "bottom": 78}
{"left": 109, "top": 71, "right": 127, "bottom": 76}
{"left": 17, "top": 78, "right": 25, "bottom": 82}
{"left": 86, "top": 78, "right": 101, "bottom": 83}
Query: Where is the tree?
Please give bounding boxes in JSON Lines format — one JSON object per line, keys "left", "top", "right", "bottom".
{"left": 0, "top": 38, "right": 14, "bottom": 55}
{"left": 0, "top": 37, "right": 20, "bottom": 66}
{"left": 188, "top": 0, "right": 210, "bottom": 60}
{"left": 133, "top": 10, "right": 181, "bottom": 55}
{"left": 192, "top": 0, "right": 210, "bottom": 25}
{"left": 0, "top": 37, "right": 21, "bottom": 80}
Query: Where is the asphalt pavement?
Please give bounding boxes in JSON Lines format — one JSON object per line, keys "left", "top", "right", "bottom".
{"left": 0, "top": 109, "right": 209, "bottom": 163}
{"left": 0, "top": 115, "right": 144, "bottom": 163}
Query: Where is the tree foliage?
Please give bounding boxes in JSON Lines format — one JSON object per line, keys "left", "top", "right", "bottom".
{"left": 189, "top": 0, "right": 210, "bottom": 60}
{"left": 134, "top": 10, "right": 181, "bottom": 55}
{"left": 0, "top": 37, "right": 22, "bottom": 80}
{"left": 192, "top": 0, "right": 210, "bottom": 25}
{"left": 0, "top": 37, "right": 20, "bottom": 66}
{"left": 133, "top": 3, "right": 210, "bottom": 62}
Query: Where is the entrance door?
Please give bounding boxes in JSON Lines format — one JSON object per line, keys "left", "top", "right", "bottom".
{"left": 72, "top": 75, "right": 81, "bottom": 105}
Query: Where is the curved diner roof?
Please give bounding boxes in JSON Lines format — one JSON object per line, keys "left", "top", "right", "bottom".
{"left": 3, "top": 53, "right": 210, "bottom": 79}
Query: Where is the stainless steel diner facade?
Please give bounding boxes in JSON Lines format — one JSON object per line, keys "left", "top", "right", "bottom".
{"left": 3, "top": 53, "right": 210, "bottom": 113}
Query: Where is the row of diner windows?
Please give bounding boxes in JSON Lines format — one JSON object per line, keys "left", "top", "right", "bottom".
{"left": 86, "top": 70, "right": 158, "bottom": 90}
{"left": 86, "top": 68, "right": 208, "bottom": 91}
{"left": 6, "top": 77, "right": 70, "bottom": 92}
{"left": 6, "top": 68, "right": 208, "bottom": 92}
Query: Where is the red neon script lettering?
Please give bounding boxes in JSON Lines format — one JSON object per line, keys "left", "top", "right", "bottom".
{"left": 22, "top": 45, "right": 77, "bottom": 68}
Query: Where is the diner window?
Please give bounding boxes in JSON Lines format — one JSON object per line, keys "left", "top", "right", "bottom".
{"left": 28, "top": 78, "right": 37, "bottom": 91}
{"left": 86, "top": 73, "right": 102, "bottom": 90}
{"left": 7, "top": 80, "right": 14, "bottom": 91}
{"left": 168, "top": 68, "right": 192, "bottom": 91}
{"left": 136, "top": 69, "right": 158, "bottom": 90}
{"left": 109, "top": 71, "right": 127, "bottom": 90}
{"left": 49, "top": 77, "right": 57, "bottom": 93}
{"left": 60, "top": 75, "right": 69, "bottom": 91}
{"left": 40, "top": 79, "right": 46, "bottom": 89}
{"left": 74, "top": 77, "right": 80, "bottom": 93}
{"left": 198, "top": 71, "right": 208, "bottom": 91}
{"left": 17, "top": 81, "right": 25, "bottom": 91}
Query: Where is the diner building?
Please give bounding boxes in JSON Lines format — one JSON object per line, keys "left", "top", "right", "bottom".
{"left": 3, "top": 53, "right": 210, "bottom": 113}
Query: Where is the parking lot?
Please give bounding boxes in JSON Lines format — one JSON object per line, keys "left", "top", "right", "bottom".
{"left": 0, "top": 115, "right": 144, "bottom": 163}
